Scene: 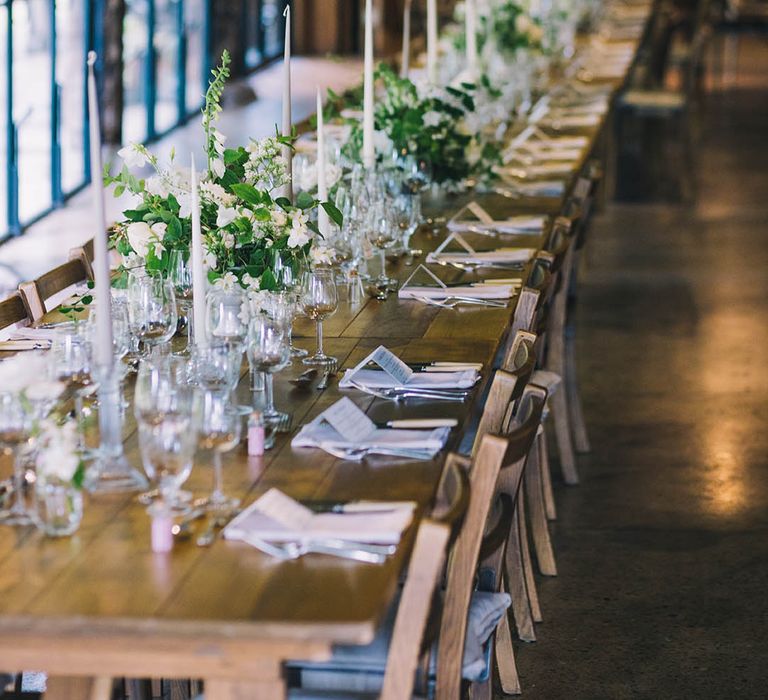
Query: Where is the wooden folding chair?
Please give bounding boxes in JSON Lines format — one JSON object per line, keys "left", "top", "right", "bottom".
{"left": 19, "top": 258, "right": 90, "bottom": 323}
{"left": 68, "top": 238, "right": 95, "bottom": 282}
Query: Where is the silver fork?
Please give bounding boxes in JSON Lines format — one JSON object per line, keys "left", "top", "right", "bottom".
{"left": 240, "top": 534, "right": 394, "bottom": 564}
{"left": 348, "top": 380, "right": 470, "bottom": 402}
{"left": 418, "top": 296, "right": 509, "bottom": 309}
{"left": 318, "top": 442, "right": 437, "bottom": 462}
{"left": 316, "top": 359, "right": 338, "bottom": 391}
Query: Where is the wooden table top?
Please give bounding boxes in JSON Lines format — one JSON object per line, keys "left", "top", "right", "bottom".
{"left": 0, "top": 18, "right": 649, "bottom": 660}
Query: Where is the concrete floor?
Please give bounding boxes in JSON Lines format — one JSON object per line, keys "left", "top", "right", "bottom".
{"left": 518, "top": 32, "right": 768, "bottom": 699}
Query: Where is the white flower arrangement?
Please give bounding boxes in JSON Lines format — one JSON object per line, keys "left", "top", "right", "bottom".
{"left": 36, "top": 419, "right": 85, "bottom": 488}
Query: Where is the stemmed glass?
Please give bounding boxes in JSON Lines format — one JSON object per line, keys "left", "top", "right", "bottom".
{"left": 206, "top": 285, "right": 248, "bottom": 348}
{"left": 246, "top": 314, "right": 291, "bottom": 425}
{"left": 300, "top": 269, "right": 338, "bottom": 366}
{"left": 137, "top": 394, "right": 196, "bottom": 515}
{"left": 169, "top": 249, "right": 194, "bottom": 353}
{"left": 50, "top": 324, "right": 92, "bottom": 452}
{"left": 392, "top": 193, "right": 422, "bottom": 265}
{"left": 195, "top": 391, "right": 242, "bottom": 513}
{"left": 365, "top": 202, "right": 399, "bottom": 289}
{"left": 0, "top": 392, "right": 32, "bottom": 526}
{"left": 127, "top": 274, "right": 178, "bottom": 356}
{"left": 271, "top": 250, "right": 307, "bottom": 358}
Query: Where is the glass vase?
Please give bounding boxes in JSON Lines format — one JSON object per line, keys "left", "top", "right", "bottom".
{"left": 35, "top": 479, "right": 83, "bottom": 537}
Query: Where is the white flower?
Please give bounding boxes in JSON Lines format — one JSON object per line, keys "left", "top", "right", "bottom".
{"left": 0, "top": 354, "right": 51, "bottom": 394}
{"left": 221, "top": 231, "right": 236, "bottom": 249}
{"left": 24, "top": 380, "right": 65, "bottom": 403}
{"left": 127, "top": 221, "right": 166, "bottom": 258}
{"left": 271, "top": 208, "right": 288, "bottom": 227}
{"left": 210, "top": 158, "right": 226, "bottom": 179}
{"left": 212, "top": 129, "right": 227, "bottom": 155}
{"left": 310, "top": 244, "right": 333, "bottom": 266}
{"left": 117, "top": 142, "right": 150, "bottom": 169}
{"left": 200, "top": 181, "right": 236, "bottom": 207}
{"left": 36, "top": 420, "right": 81, "bottom": 484}
{"left": 373, "top": 129, "right": 394, "bottom": 157}
{"left": 145, "top": 175, "right": 170, "bottom": 198}
{"left": 212, "top": 272, "right": 240, "bottom": 291}
{"left": 423, "top": 110, "right": 444, "bottom": 128}
{"left": 177, "top": 193, "right": 192, "bottom": 219}
{"left": 216, "top": 206, "right": 238, "bottom": 228}
{"left": 242, "top": 273, "right": 260, "bottom": 292}
{"left": 287, "top": 226, "right": 311, "bottom": 249}
{"left": 325, "top": 162, "right": 343, "bottom": 189}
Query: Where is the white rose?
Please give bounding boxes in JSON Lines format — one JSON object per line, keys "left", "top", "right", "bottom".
{"left": 126, "top": 222, "right": 154, "bottom": 257}
{"left": 222, "top": 232, "right": 236, "bottom": 249}
{"left": 216, "top": 206, "right": 238, "bottom": 228}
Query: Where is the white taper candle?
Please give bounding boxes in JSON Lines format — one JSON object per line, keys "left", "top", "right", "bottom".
{"left": 282, "top": 4, "right": 293, "bottom": 201}
{"left": 316, "top": 89, "right": 330, "bottom": 238}
{"left": 362, "top": 0, "right": 375, "bottom": 169}
{"left": 427, "top": 0, "right": 438, "bottom": 84}
{"left": 190, "top": 156, "right": 207, "bottom": 349}
{"left": 466, "top": 0, "right": 479, "bottom": 78}
{"left": 86, "top": 52, "right": 114, "bottom": 370}
{"left": 401, "top": 0, "right": 412, "bottom": 78}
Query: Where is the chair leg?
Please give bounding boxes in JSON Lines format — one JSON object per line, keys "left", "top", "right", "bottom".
{"left": 538, "top": 430, "right": 557, "bottom": 521}
{"left": 504, "top": 503, "right": 537, "bottom": 642}
{"left": 565, "top": 327, "right": 591, "bottom": 453}
{"left": 126, "top": 679, "right": 153, "bottom": 700}
{"left": 494, "top": 610, "right": 522, "bottom": 696}
{"left": 516, "top": 495, "right": 542, "bottom": 624}
{"left": 550, "top": 389, "right": 579, "bottom": 484}
{"left": 525, "top": 442, "right": 558, "bottom": 577}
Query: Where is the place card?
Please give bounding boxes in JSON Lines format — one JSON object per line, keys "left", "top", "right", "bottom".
{"left": 319, "top": 397, "right": 377, "bottom": 442}
{"left": 347, "top": 345, "right": 414, "bottom": 387}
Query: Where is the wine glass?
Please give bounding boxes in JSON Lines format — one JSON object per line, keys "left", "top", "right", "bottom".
{"left": 137, "top": 405, "right": 196, "bottom": 515}
{"left": 50, "top": 324, "right": 92, "bottom": 451}
{"left": 195, "top": 391, "right": 242, "bottom": 513}
{"left": 191, "top": 342, "right": 243, "bottom": 396}
{"left": 0, "top": 392, "right": 32, "bottom": 526}
{"left": 271, "top": 251, "right": 307, "bottom": 358}
{"left": 365, "top": 202, "right": 399, "bottom": 289}
{"left": 134, "top": 355, "right": 192, "bottom": 426}
{"left": 392, "top": 193, "right": 422, "bottom": 265}
{"left": 127, "top": 274, "right": 178, "bottom": 356}
{"left": 300, "top": 269, "right": 338, "bottom": 367}
{"left": 169, "top": 249, "right": 194, "bottom": 353}
{"left": 246, "top": 314, "right": 291, "bottom": 425}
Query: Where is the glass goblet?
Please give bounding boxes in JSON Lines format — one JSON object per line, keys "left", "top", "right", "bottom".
{"left": 50, "top": 324, "right": 92, "bottom": 452}
{"left": 365, "top": 202, "right": 400, "bottom": 289}
{"left": 169, "top": 249, "right": 194, "bottom": 353}
{"left": 246, "top": 314, "right": 291, "bottom": 425}
{"left": 0, "top": 392, "right": 32, "bottom": 526}
{"left": 206, "top": 285, "right": 248, "bottom": 349}
{"left": 195, "top": 391, "right": 242, "bottom": 513}
{"left": 128, "top": 274, "right": 178, "bottom": 356}
{"left": 300, "top": 269, "right": 338, "bottom": 367}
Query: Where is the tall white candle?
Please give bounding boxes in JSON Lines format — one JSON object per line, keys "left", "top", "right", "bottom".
{"left": 86, "top": 52, "right": 113, "bottom": 370}
{"left": 282, "top": 4, "right": 293, "bottom": 201}
{"left": 427, "top": 0, "right": 438, "bottom": 84}
{"left": 189, "top": 156, "right": 207, "bottom": 349}
{"left": 401, "top": 0, "right": 412, "bottom": 78}
{"left": 466, "top": 0, "right": 479, "bottom": 78}
{"left": 316, "top": 89, "right": 330, "bottom": 238}
{"left": 362, "top": 0, "right": 375, "bottom": 169}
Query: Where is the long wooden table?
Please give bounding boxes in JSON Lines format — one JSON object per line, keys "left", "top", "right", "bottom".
{"left": 0, "top": 9, "right": 651, "bottom": 698}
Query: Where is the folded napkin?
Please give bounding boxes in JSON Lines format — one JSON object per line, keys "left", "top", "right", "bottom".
{"left": 426, "top": 248, "right": 535, "bottom": 267}
{"left": 292, "top": 419, "right": 451, "bottom": 462}
{"left": 0, "top": 340, "right": 51, "bottom": 351}
{"left": 463, "top": 592, "right": 513, "bottom": 681}
{"left": 504, "top": 179, "right": 566, "bottom": 198}
{"left": 399, "top": 284, "right": 516, "bottom": 301}
{"left": 513, "top": 147, "right": 583, "bottom": 162}
{"left": 540, "top": 114, "right": 601, "bottom": 128}
{"left": 10, "top": 327, "right": 63, "bottom": 342}
{"left": 448, "top": 215, "right": 546, "bottom": 235}
{"left": 340, "top": 367, "right": 479, "bottom": 390}
{"left": 224, "top": 488, "right": 416, "bottom": 545}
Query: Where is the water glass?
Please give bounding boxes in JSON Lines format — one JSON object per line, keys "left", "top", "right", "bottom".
{"left": 169, "top": 249, "right": 194, "bottom": 352}
{"left": 0, "top": 392, "right": 32, "bottom": 526}
{"left": 127, "top": 274, "right": 178, "bottom": 355}
{"left": 247, "top": 314, "right": 291, "bottom": 424}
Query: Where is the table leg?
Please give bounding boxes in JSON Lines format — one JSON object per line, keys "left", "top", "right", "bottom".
{"left": 205, "top": 678, "right": 286, "bottom": 700}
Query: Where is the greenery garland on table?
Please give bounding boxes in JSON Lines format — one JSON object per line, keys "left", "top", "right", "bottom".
{"left": 105, "top": 51, "right": 341, "bottom": 293}
{"left": 329, "top": 64, "right": 501, "bottom": 188}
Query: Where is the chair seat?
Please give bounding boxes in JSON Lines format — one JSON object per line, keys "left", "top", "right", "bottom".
{"left": 621, "top": 89, "right": 685, "bottom": 112}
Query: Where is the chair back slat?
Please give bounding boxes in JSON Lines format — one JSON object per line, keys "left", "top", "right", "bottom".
{"left": 380, "top": 520, "right": 450, "bottom": 700}
{"left": 19, "top": 259, "right": 88, "bottom": 322}
{"left": 435, "top": 434, "right": 509, "bottom": 700}
{"left": 68, "top": 238, "right": 95, "bottom": 280}
{"left": 0, "top": 293, "right": 29, "bottom": 331}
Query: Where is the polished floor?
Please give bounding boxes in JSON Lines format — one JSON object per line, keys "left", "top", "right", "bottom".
{"left": 519, "top": 33, "right": 768, "bottom": 698}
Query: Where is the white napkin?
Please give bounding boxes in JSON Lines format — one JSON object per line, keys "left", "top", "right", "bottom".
{"left": 540, "top": 114, "right": 601, "bottom": 128}
{"left": 224, "top": 488, "right": 416, "bottom": 545}
{"left": 504, "top": 179, "right": 566, "bottom": 198}
{"left": 448, "top": 215, "right": 546, "bottom": 235}
{"left": 339, "top": 367, "right": 479, "bottom": 390}
{"left": 0, "top": 340, "right": 51, "bottom": 351}
{"left": 426, "top": 248, "right": 535, "bottom": 266}
{"left": 399, "top": 284, "right": 516, "bottom": 301}
{"left": 292, "top": 419, "right": 450, "bottom": 461}
{"left": 10, "top": 327, "right": 63, "bottom": 342}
